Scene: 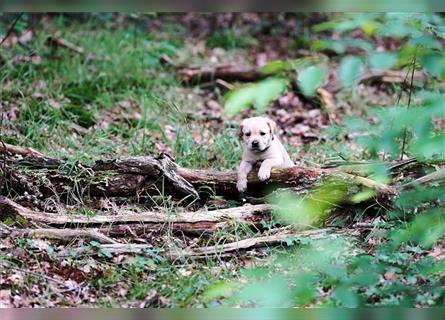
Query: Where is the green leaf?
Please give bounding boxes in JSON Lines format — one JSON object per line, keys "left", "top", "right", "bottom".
{"left": 368, "top": 52, "right": 398, "bottom": 70}
{"left": 339, "top": 55, "right": 363, "bottom": 88}
{"left": 260, "top": 60, "right": 292, "bottom": 76}
{"left": 203, "top": 282, "right": 236, "bottom": 302}
{"left": 254, "top": 78, "right": 287, "bottom": 112}
{"left": 224, "top": 84, "right": 257, "bottom": 117}
{"left": 351, "top": 189, "right": 376, "bottom": 203}
{"left": 334, "top": 285, "right": 360, "bottom": 307}
{"left": 90, "top": 241, "right": 101, "bottom": 248}
{"left": 224, "top": 78, "right": 287, "bottom": 116}
{"left": 297, "top": 66, "right": 326, "bottom": 96}
{"left": 419, "top": 51, "right": 444, "bottom": 77}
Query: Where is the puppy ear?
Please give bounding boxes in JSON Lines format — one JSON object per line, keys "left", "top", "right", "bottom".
{"left": 266, "top": 118, "right": 277, "bottom": 135}
{"left": 239, "top": 120, "right": 246, "bottom": 139}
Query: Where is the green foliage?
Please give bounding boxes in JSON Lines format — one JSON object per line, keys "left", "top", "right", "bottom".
{"left": 214, "top": 29, "right": 445, "bottom": 303}
{"left": 347, "top": 92, "right": 445, "bottom": 160}
{"left": 224, "top": 205, "right": 445, "bottom": 307}
{"left": 312, "top": 13, "right": 445, "bottom": 85}
{"left": 338, "top": 56, "right": 363, "bottom": 88}
{"left": 207, "top": 29, "right": 256, "bottom": 49}
{"left": 224, "top": 78, "right": 287, "bottom": 117}
{"left": 297, "top": 66, "right": 326, "bottom": 96}
{"left": 269, "top": 181, "right": 348, "bottom": 228}
{"left": 368, "top": 52, "right": 398, "bottom": 70}
{"left": 419, "top": 50, "right": 445, "bottom": 77}
{"left": 226, "top": 56, "right": 328, "bottom": 116}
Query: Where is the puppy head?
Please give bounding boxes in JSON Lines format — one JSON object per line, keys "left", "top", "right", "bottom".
{"left": 239, "top": 117, "right": 277, "bottom": 152}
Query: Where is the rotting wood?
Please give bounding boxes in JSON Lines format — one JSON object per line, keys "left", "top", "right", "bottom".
{"left": 46, "top": 36, "right": 85, "bottom": 54}
{"left": 2, "top": 152, "right": 396, "bottom": 201}
{"left": 161, "top": 55, "right": 427, "bottom": 96}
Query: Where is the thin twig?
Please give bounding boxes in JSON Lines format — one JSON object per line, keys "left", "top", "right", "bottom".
{"left": 0, "top": 13, "right": 24, "bottom": 47}
{"left": 400, "top": 47, "right": 418, "bottom": 160}
{"left": 0, "top": 110, "right": 8, "bottom": 191}
{"left": 2, "top": 261, "right": 79, "bottom": 289}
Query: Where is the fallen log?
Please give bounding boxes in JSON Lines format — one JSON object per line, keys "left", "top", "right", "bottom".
{"left": 3, "top": 154, "right": 199, "bottom": 200}
{"left": 2, "top": 152, "right": 396, "bottom": 201}
{"left": 60, "top": 227, "right": 360, "bottom": 260}
{"left": 4, "top": 146, "right": 443, "bottom": 203}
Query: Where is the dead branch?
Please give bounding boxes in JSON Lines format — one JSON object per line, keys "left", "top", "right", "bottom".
{"left": 401, "top": 166, "right": 445, "bottom": 188}
{"left": 46, "top": 35, "right": 85, "bottom": 54}
{"left": 0, "top": 196, "right": 270, "bottom": 232}
{"left": 9, "top": 228, "right": 119, "bottom": 244}
{"left": 60, "top": 228, "right": 360, "bottom": 260}
{"left": 0, "top": 142, "right": 63, "bottom": 169}
{"left": 0, "top": 142, "right": 44, "bottom": 158}
{"left": 46, "top": 35, "right": 109, "bottom": 61}
{"left": 328, "top": 69, "right": 427, "bottom": 93}
{"left": 160, "top": 55, "right": 264, "bottom": 83}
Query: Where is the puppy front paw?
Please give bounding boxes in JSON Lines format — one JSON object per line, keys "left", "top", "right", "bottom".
{"left": 237, "top": 179, "right": 248, "bottom": 192}
{"left": 258, "top": 168, "right": 271, "bottom": 181}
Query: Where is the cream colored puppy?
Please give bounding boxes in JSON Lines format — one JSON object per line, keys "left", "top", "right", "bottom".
{"left": 237, "top": 116, "right": 294, "bottom": 193}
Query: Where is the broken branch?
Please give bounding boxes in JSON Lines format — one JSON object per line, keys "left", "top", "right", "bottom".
{"left": 10, "top": 228, "right": 119, "bottom": 244}
{"left": 0, "top": 196, "right": 270, "bottom": 232}
{"left": 60, "top": 228, "right": 360, "bottom": 260}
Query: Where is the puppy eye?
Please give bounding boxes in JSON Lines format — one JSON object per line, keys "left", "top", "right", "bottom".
{"left": 245, "top": 132, "right": 251, "bottom": 137}
{"left": 260, "top": 132, "right": 266, "bottom": 136}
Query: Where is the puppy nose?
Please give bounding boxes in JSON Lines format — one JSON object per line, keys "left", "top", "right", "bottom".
{"left": 251, "top": 140, "right": 259, "bottom": 147}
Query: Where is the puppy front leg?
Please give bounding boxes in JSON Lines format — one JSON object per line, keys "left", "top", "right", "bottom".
{"left": 258, "top": 158, "right": 282, "bottom": 181}
{"left": 237, "top": 161, "right": 252, "bottom": 192}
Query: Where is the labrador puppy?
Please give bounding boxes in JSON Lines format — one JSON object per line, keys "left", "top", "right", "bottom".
{"left": 236, "top": 116, "right": 294, "bottom": 193}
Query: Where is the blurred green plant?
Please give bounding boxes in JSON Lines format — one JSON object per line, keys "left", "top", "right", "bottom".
{"left": 225, "top": 77, "right": 288, "bottom": 116}
{"left": 224, "top": 56, "right": 328, "bottom": 116}
{"left": 211, "top": 17, "right": 445, "bottom": 302}
{"left": 312, "top": 13, "right": 445, "bottom": 87}
{"left": 345, "top": 91, "right": 445, "bottom": 160}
